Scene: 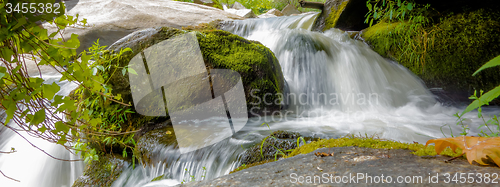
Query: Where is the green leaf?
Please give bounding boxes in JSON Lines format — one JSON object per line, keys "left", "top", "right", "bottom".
{"left": 66, "top": 34, "right": 80, "bottom": 49}
{"left": 32, "top": 109, "right": 46, "bottom": 125}
{"left": 11, "top": 17, "right": 27, "bottom": 31}
{"left": 43, "top": 82, "right": 61, "bottom": 100}
{"left": 122, "top": 148, "right": 128, "bottom": 158}
{"left": 0, "top": 48, "right": 14, "bottom": 63}
{"left": 473, "top": 55, "right": 500, "bottom": 76}
{"left": 367, "top": 3, "right": 372, "bottom": 11}
{"left": 127, "top": 68, "right": 138, "bottom": 75}
{"left": 407, "top": 3, "right": 413, "bottom": 11}
{"left": 55, "top": 121, "right": 70, "bottom": 134}
{"left": 462, "top": 86, "right": 500, "bottom": 116}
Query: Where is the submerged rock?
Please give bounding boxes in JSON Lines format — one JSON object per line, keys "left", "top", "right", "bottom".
{"left": 239, "top": 131, "right": 301, "bottom": 165}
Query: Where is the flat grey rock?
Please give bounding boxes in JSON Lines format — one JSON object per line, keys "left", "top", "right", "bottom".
{"left": 179, "top": 147, "right": 500, "bottom": 186}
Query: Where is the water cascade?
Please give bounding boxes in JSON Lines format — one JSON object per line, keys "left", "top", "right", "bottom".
{"left": 0, "top": 72, "right": 83, "bottom": 187}
{"left": 2, "top": 12, "right": 498, "bottom": 187}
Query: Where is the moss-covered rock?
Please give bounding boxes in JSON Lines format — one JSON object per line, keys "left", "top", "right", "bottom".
{"left": 133, "top": 121, "right": 178, "bottom": 165}
{"left": 232, "top": 135, "right": 463, "bottom": 173}
{"left": 362, "top": 8, "right": 500, "bottom": 101}
{"left": 239, "top": 131, "right": 301, "bottom": 165}
{"left": 72, "top": 155, "right": 127, "bottom": 187}
{"left": 313, "top": 0, "right": 369, "bottom": 31}
{"left": 107, "top": 26, "right": 286, "bottom": 117}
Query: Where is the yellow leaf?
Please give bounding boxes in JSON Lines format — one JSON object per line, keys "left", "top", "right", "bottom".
{"left": 426, "top": 136, "right": 500, "bottom": 166}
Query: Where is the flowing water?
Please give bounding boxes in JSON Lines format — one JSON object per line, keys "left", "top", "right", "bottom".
{"left": 0, "top": 71, "right": 83, "bottom": 187}
{"left": 111, "top": 12, "right": 500, "bottom": 186}
{"left": 1, "top": 12, "right": 499, "bottom": 187}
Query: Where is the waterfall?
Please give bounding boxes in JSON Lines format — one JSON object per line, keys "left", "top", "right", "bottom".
{"left": 0, "top": 72, "right": 84, "bottom": 187}
{"left": 4, "top": 13, "right": 496, "bottom": 187}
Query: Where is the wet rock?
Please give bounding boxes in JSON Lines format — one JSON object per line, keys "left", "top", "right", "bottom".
{"left": 281, "top": 4, "right": 301, "bottom": 16}
{"left": 181, "top": 147, "right": 500, "bottom": 187}
{"left": 134, "top": 124, "right": 177, "bottom": 165}
{"left": 43, "top": 0, "right": 243, "bottom": 53}
{"left": 106, "top": 26, "right": 286, "bottom": 117}
{"left": 240, "top": 131, "right": 301, "bottom": 165}
{"left": 312, "top": 0, "right": 369, "bottom": 31}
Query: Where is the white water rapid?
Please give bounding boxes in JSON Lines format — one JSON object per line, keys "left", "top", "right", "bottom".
{"left": 1, "top": 12, "right": 498, "bottom": 187}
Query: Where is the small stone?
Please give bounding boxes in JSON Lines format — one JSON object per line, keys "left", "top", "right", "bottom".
{"left": 281, "top": 4, "right": 301, "bottom": 16}
{"left": 231, "top": 1, "right": 247, "bottom": 10}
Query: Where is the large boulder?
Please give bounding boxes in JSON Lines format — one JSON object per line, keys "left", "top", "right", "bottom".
{"left": 106, "top": 26, "right": 286, "bottom": 117}
{"left": 44, "top": 0, "right": 243, "bottom": 53}
{"left": 312, "top": 0, "right": 368, "bottom": 31}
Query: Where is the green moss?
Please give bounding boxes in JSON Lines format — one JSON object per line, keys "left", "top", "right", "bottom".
{"left": 231, "top": 136, "right": 463, "bottom": 174}
{"left": 72, "top": 155, "right": 127, "bottom": 187}
{"left": 197, "top": 30, "right": 285, "bottom": 112}
{"left": 362, "top": 9, "right": 500, "bottom": 93}
{"left": 324, "top": 1, "right": 349, "bottom": 31}
{"left": 287, "top": 136, "right": 462, "bottom": 158}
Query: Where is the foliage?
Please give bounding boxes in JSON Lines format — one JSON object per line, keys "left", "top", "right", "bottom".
{"left": 451, "top": 55, "right": 500, "bottom": 138}
{"left": 365, "top": 0, "right": 432, "bottom": 26}
{"left": 426, "top": 136, "right": 500, "bottom": 167}
{"left": 0, "top": 1, "right": 138, "bottom": 181}
{"left": 363, "top": 0, "right": 433, "bottom": 72}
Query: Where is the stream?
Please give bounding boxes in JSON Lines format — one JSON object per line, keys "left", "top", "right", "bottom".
{"left": 0, "top": 12, "right": 498, "bottom": 187}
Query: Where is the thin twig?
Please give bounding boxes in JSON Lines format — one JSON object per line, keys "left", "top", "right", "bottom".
{"left": 445, "top": 153, "right": 465, "bottom": 163}
{"left": 0, "top": 170, "right": 20, "bottom": 182}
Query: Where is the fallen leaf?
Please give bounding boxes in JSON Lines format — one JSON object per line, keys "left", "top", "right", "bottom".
{"left": 426, "top": 136, "right": 500, "bottom": 166}
{"left": 166, "top": 130, "right": 172, "bottom": 135}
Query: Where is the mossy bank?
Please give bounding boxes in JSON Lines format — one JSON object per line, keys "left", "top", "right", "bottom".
{"left": 362, "top": 8, "right": 500, "bottom": 101}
